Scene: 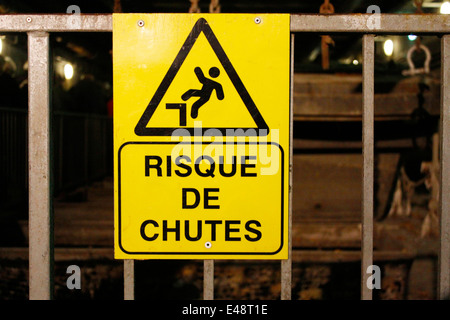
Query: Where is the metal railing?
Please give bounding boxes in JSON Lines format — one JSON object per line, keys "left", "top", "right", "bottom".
{"left": 0, "top": 13, "right": 448, "bottom": 300}
{"left": 0, "top": 107, "right": 112, "bottom": 208}
{"left": 53, "top": 111, "right": 112, "bottom": 193}
{"left": 0, "top": 107, "right": 27, "bottom": 212}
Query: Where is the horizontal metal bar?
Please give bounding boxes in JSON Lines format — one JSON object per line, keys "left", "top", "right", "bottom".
{"left": 0, "top": 14, "right": 112, "bottom": 32}
{"left": 0, "top": 247, "right": 423, "bottom": 263}
{"left": 290, "top": 14, "right": 450, "bottom": 34}
{"left": 0, "top": 14, "right": 447, "bottom": 33}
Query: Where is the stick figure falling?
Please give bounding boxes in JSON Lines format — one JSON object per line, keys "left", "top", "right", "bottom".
{"left": 181, "top": 66, "right": 224, "bottom": 119}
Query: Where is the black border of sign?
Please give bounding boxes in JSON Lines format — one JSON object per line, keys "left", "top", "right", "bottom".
{"left": 117, "top": 141, "right": 285, "bottom": 256}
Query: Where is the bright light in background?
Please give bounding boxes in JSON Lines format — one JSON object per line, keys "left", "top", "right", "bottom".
{"left": 64, "top": 63, "right": 74, "bottom": 80}
{"left": 352, "top": 59, "right": 359, "bottom": 65}
{"left": 384, "top": 39, "right": 394, "bottom": 56}
{"left": 408, "top": 34, "right": 417, "bottom": 41}
{"left": 0, "top": 38, "right": 3, "bottom": 55}
{"left": 441, "top": 1, "right": 450, "bottom": 14}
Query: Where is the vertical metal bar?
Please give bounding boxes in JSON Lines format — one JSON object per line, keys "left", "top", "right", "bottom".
{"left": 28, "top": 31, "right": 52, "bottom": 300}
{"left": 124, "top": 259, "right": 135, "bottom": 300}
{"left": 7, "top": 113, "right": 10, "bottom": 175}
{"left": 361, "top": 34, "right": 374, "bottom": 301}
{"left": 58, "top": 115, "right": 64, "bottom": 190}
{"left": 84, "top": 116, "right": 89, "bottom": 189}
{"left": 103, "top": 119, "right": 108, "bottom": 176}
{"left": 439, "top": 34, "right": 450, "bottom": 300}
{"left": 281, "top": 33, "right": 295, "bottom": 300}
{"left": 432, "top": 133, "right": 439, "bottom": 205}
{"left": 204, "top": 259, "right": 214, "bottom": 300}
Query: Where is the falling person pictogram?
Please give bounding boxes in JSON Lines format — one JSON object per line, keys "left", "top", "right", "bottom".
{"left": 182, "top": 66, "right": 224, "bottom": 119}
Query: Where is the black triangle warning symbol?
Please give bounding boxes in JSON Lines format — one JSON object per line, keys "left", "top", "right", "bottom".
{"left": 134, "top": 18, "right": 269, "bottom": 136}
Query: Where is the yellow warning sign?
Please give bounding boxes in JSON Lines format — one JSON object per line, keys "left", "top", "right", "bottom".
{"left": 113, "top": 14, "right": 290, "bottom": 259}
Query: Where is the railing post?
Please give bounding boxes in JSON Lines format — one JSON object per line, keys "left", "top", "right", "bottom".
{"left": 439, "top": 34, "right": 450, "bottom": 300}
{"left": 361, "top": 34, "right": 375, "bottom": 301}
{"left": 281, "top": 33, "right": 294, "bottom": 300}
{"left": 124, "top": 259, "right": 135, "bottom": 300}
{"left": 203, "top": 260, "right": 214, "bottom": 300}
{"left": 27, "top": 31, "right": 52, "bottom": 300}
